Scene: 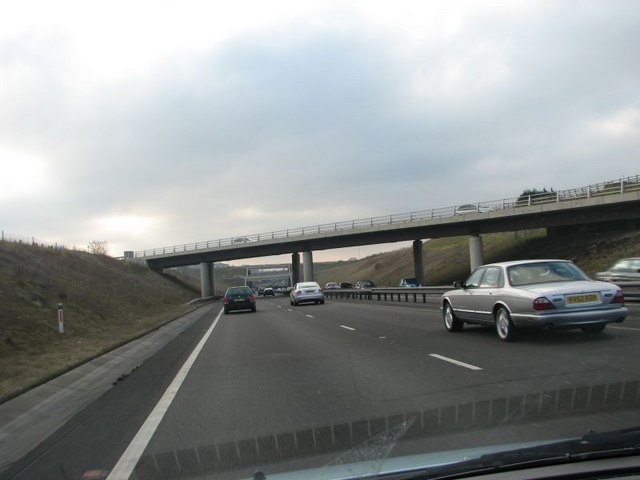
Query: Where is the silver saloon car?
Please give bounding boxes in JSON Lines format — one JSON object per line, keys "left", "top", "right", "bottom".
{"left": 595, "top": 257, "right": 640, "bottom": 283}
{"left": 290, "top": 282, "right": 325, "bottom": 306}
{"left": 441, "top": 259, "right": 628, "bottom": 341}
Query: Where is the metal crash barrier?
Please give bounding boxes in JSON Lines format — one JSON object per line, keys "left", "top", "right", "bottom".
{"left": 324, "top": 284, "right": 640, "bottom": 303}
{"left": 323, "top": 287, "right": 449, "bottom": 304}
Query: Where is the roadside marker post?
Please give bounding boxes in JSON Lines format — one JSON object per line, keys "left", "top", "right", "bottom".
{"left": 57, "top": 303, "right": 64, "bottom": 334}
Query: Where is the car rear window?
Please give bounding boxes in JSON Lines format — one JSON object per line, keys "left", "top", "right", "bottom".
{"left": 507, "top": 262, "right": 588, "bottom": 286}
{"left": 227, "top": 287, "right": 251, "bottom": 295}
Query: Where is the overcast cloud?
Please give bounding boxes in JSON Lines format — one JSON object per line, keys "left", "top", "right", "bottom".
{"left": 1, "top": 0, "right": 638, "bottom": 260}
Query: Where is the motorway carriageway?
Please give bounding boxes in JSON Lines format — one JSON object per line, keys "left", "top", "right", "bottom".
{"left": 3, "top": 298, "right": 640, "bottom": 480}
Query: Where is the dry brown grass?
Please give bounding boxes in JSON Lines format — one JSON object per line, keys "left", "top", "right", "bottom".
{"left": 0, "top": 242, "right": 196, "bottom": 402}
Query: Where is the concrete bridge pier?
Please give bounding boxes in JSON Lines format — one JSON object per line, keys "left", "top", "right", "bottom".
{"left": 303, "top": 251, "right": 314, "bottom": 281}
{"left": 200, "top": 261, "right": 214, "bottom": 298}
{"left": 291, "top": 253, "right": 301, "bottom": 285}
{"left": 469, "top": 235, "right": 484, "bottom": 271}
{"left": 412, "top": 240, "right": 425, "bottom": 285}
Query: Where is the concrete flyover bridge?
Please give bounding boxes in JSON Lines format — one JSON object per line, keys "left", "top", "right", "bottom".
{"left": 130, "top": 175, "right": 640, "bottom": 297}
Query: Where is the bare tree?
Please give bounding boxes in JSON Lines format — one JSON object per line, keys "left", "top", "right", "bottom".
{"left": 87, "top": 240, "right": 109, "bottom": 255}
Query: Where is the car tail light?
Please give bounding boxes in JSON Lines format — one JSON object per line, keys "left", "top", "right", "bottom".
{"left": 223, "top": 296, "right": 230, "bottom": 305}
{"left": 612, "top": 290, "right": 624, "bottom": 304}
{"left": 249, "top": 295, "right": 255, "bottom": 302}
{"left": 533, "top": 297, "right": 555, "bottom": 310}
{"left": 295, "top": 290, "right": 302, "bottom": 296}
{"left": 319, "top": 288, "right": 323, "bottom": 293}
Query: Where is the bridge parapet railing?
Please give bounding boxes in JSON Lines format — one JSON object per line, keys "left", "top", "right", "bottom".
{"left": 559, "top": 175, "right": 640, "bottom": 200}
{"left": 134, "top": 174, "right": 640, "bottom": 258}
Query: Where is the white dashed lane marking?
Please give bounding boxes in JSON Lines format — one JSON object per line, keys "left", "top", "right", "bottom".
{"left": 429, "top": 353, "right": 482, "bottom": 371}
{"left": 340, "top": 325, "right": 356, "bottom": 331}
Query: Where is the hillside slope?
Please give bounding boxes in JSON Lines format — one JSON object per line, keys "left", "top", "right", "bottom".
{"left": 0, "top": 242, "right": 197, "bottom": 402}
{"left": 315, "top": 229, "right": 640, "bottom": 287}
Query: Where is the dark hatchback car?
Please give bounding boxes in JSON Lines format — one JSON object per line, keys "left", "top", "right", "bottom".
{"left": 223, "top": 286, "right": 256, "bottom": 314}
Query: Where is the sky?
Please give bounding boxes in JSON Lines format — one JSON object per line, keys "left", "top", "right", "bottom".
{"left": 1, "top": 0, "right": 639, "bottom": 263}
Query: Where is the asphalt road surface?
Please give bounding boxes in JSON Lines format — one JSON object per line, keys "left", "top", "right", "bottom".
{"left": 3, "top": 297, "right": 640, "bottom": 480}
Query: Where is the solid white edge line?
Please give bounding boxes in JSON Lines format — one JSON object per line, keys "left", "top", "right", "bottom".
{"left": 429, "top": 353, "right": 482, "bottom": 371}
{"left": 107, "top": 308, "right": 224, "bottom": 480}
{"left": 340, "top": 325, "right": 356, "bottom": 331}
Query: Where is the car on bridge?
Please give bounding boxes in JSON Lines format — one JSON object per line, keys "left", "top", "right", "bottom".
{"left": 441, "top": 259, "right": 628, "bottom": 341}
{"left": 232, "top": 236, "right": 254, "bottom": 243}
{"left": 455, "top": 203, "right": 496, "bottom": 214}
{"left": 454, "top": 203, "right": 480, "bottom": 214}
{"left": 290, "top": 282, "right": 325, "bottom": 306}
{"left": 223, "top": 286, "right": 257, "bottom": 314}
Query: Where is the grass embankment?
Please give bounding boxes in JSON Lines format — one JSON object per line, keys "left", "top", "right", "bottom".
{"left": 315, "top": 229, "right": 640, "bottom": 287}
{"left": 0, "top": 242, "right": 198, "bottom": 403}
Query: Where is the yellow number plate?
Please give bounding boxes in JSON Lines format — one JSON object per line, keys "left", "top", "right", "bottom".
{"left": 566, "top": 293, "right": 599, "bottom": 304}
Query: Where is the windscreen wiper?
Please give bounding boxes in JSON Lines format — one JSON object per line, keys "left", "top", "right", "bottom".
{"left": 410, "top": 426, "right": 640, "bottom": 480}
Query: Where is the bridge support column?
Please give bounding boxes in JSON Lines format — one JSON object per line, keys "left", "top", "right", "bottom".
{"left": 291, "top": 253, "right": 301, "bottom": 285}
{"left": 303, "top": 251, "right": 314, "bottom": 282}
{"left": 200, "top": 261, "right": 214, "bottom": 298}
{"left": 469, "top": 235, "right": 484, "bottom": 271}
{"left": 412, "top": 240, "right": 425, "bottom": 285}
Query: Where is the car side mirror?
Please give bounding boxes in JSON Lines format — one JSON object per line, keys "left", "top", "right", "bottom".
{"left": 453, "top": 280, "right": 463, "bottom": 288}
